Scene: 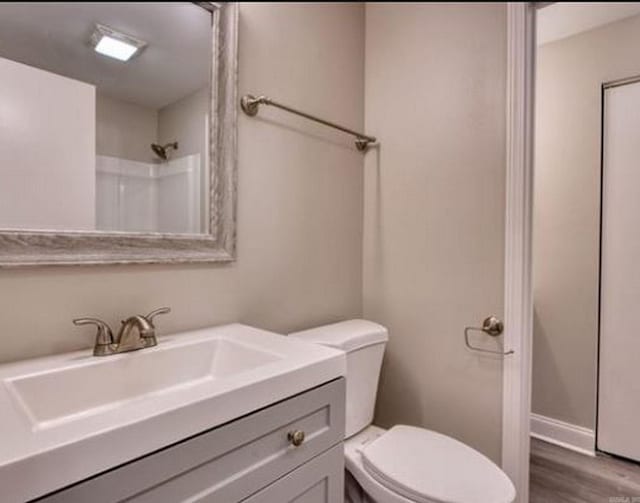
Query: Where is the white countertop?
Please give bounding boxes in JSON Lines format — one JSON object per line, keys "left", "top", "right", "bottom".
{"left": 0, "top": 324, "right": 345, "bottom": 502}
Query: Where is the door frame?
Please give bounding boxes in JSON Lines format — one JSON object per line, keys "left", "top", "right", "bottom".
{"left": 503, "top": 3, "right": 536, "bottom": 501}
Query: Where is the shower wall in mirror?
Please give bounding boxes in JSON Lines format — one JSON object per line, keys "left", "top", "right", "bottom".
{"left": 0, "top": 2, "right": 238, "bottom": 266}
{"left": 96, "top": 154, "right": 202, "bottom": 234}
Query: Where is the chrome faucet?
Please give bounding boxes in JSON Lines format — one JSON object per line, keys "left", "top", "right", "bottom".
{"left": 73, "top": 307, "right": 170, "bottom": 356}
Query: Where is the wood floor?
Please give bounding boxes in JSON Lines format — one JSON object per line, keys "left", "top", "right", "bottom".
{"left": 530, "top": 438, "right": 640, "bottom": 502}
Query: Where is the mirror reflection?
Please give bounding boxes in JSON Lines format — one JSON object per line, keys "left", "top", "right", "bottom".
{"left": 0, "top": 2, "right": 212, "bottom": 234}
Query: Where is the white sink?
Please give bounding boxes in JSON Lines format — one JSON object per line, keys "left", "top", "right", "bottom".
{"left": 7, "top": 338, "right": 281, "bottom": 429}
{"left": 0, "top": 324, "right": 345, "bottom": 503}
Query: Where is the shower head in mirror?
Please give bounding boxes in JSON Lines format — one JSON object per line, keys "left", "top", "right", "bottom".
{"left": 151, "top": 141, "right": 178, "bottom": 161}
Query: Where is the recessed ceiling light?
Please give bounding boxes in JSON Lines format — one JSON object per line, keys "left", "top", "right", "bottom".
{"left": 95, "top": 36, "right": 138, "bottom": 61}
{"left": 90, "top": 24, "right": 147, "bottom": 62}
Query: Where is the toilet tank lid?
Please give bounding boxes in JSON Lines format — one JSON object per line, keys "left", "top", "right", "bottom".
{"left": 288, "top": 319, "right": 388, "bottom": 352}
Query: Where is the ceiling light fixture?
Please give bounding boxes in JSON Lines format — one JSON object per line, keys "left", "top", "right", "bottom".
{"left": 90, "top": 24, "right": 147, "bottom": 62}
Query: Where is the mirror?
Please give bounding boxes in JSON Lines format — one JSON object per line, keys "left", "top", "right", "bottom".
{"left": 0, "top": 2, "right": 238, "bottom": 266}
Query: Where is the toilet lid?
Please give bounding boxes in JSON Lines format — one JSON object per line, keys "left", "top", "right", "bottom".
{"left": 360, "top": 425, "right": 516, "bottom": 503}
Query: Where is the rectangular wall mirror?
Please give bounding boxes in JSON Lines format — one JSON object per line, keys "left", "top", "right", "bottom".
{"left": 0, "top": 2, "right": 238, "bottom": 266}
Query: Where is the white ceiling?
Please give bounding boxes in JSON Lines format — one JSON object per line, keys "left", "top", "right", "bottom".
{"left": 0, "top": 2, "right": 212, "bottom": 109}
{"left": 538, "top": 2, "right": 640, "bottom": 45}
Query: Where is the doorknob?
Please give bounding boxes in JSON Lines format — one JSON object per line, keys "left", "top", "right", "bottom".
{"left": 464, "top": 316, "right": 514, "bottom": 356}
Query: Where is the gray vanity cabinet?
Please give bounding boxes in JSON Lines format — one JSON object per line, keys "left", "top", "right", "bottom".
{"left": 242, "top": 445, "right": 344, "bottom": 503}
{"left": 37, "top": 378, "right": 345, "bottom": 503}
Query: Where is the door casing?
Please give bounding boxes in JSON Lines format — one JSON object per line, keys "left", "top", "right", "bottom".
{"left": 502, "top": 3, "right": 536, "bottom": 502}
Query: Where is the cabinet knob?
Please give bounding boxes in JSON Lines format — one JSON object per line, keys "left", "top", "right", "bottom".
{"left": 288, "top": 430, "right": 305, "bottom": 447}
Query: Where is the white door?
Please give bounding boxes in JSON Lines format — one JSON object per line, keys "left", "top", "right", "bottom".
{"left": 598, "top": 79, "right": 640, "bottom": 461}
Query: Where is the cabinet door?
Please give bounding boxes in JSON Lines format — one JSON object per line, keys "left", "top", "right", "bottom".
{"left": 241, "top": 444, "right": 344, "bottom": 503}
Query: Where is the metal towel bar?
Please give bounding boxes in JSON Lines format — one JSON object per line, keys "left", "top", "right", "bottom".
{"left": 240, "top": 94, "right": 377, "bottom": 151}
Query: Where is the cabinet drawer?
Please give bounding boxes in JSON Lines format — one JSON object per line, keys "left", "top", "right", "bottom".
{"left": 241, "top": 444, "right": 344, "bottom": 503}
{"left": 38, "top": 378, "right": 345, "bottom": 503}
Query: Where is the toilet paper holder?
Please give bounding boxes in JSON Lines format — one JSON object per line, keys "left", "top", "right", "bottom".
{"left": 464, "top": 316, "right": 514, "bottom": 356}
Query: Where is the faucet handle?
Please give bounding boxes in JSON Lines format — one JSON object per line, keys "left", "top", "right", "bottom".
{"left": 145, "top": 307, "right": 171, "bottom": 325}
{"left": 73, "top": 318, "right": 114, "bottom": 357}
{"left": 137, "top": 308, "right": 170, "bottom": 348}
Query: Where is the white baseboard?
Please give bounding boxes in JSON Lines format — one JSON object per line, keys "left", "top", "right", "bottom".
{"left": 530, "top": 413, "right": 596, "bottom": 457}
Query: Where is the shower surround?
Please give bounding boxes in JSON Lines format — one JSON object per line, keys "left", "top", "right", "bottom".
{"left": 96, "top": 154, "right": 202, "bottom": 234}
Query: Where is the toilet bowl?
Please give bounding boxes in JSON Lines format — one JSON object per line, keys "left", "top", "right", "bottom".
{"left": 289, "top": 320, "right": 516, "bottom": 503}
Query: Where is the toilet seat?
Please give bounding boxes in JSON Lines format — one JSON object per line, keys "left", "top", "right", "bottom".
{"left": 345, "top": 425, "right": 516, "bottom": 503}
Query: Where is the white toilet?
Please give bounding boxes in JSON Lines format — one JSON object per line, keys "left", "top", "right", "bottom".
{"left": 289, "top": 319, "right": 516, "bottom": 503}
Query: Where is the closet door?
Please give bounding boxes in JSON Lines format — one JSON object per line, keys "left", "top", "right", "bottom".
{"left": 598, "top": 79, "right": 640, "bottom": 461}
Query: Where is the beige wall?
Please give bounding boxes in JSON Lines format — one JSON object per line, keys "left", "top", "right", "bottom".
{"left": 158, "top": 87, "right": 208, "bottom": 160}
{"left": 158, "top": 87, "right": 209, "bottom": 231}
{"left": 0, "top": 5, "right": 509, "bottom": 465}
{"left": 0, "top": 2, "right": 364, "bottom": 364}
{"left": 96, "top": 93, "right": 158, "bottom": 163}
{"left": 533, "top": 14, "right": 640, "bottom": 429}
{"left": 363, "top": 3, "right": 506, "bottom": 462}
{"left": 0, "top": 57, "right": 95, "bottom": 231}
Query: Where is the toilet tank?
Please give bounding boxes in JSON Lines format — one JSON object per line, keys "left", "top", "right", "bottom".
{"left": 289, "top": 320, "right": 388, "bottom": 438}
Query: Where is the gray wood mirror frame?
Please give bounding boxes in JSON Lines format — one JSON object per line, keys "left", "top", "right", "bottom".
{"left": 0, "top": 2, "right": 238, "bottom": 267}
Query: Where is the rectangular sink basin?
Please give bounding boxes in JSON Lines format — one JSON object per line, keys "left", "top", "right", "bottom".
{"left": 6, "top": 339, "right": 281, "bottom": 429}
{"left": 0, "top": 323, "right": 345, "bottom": 503}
